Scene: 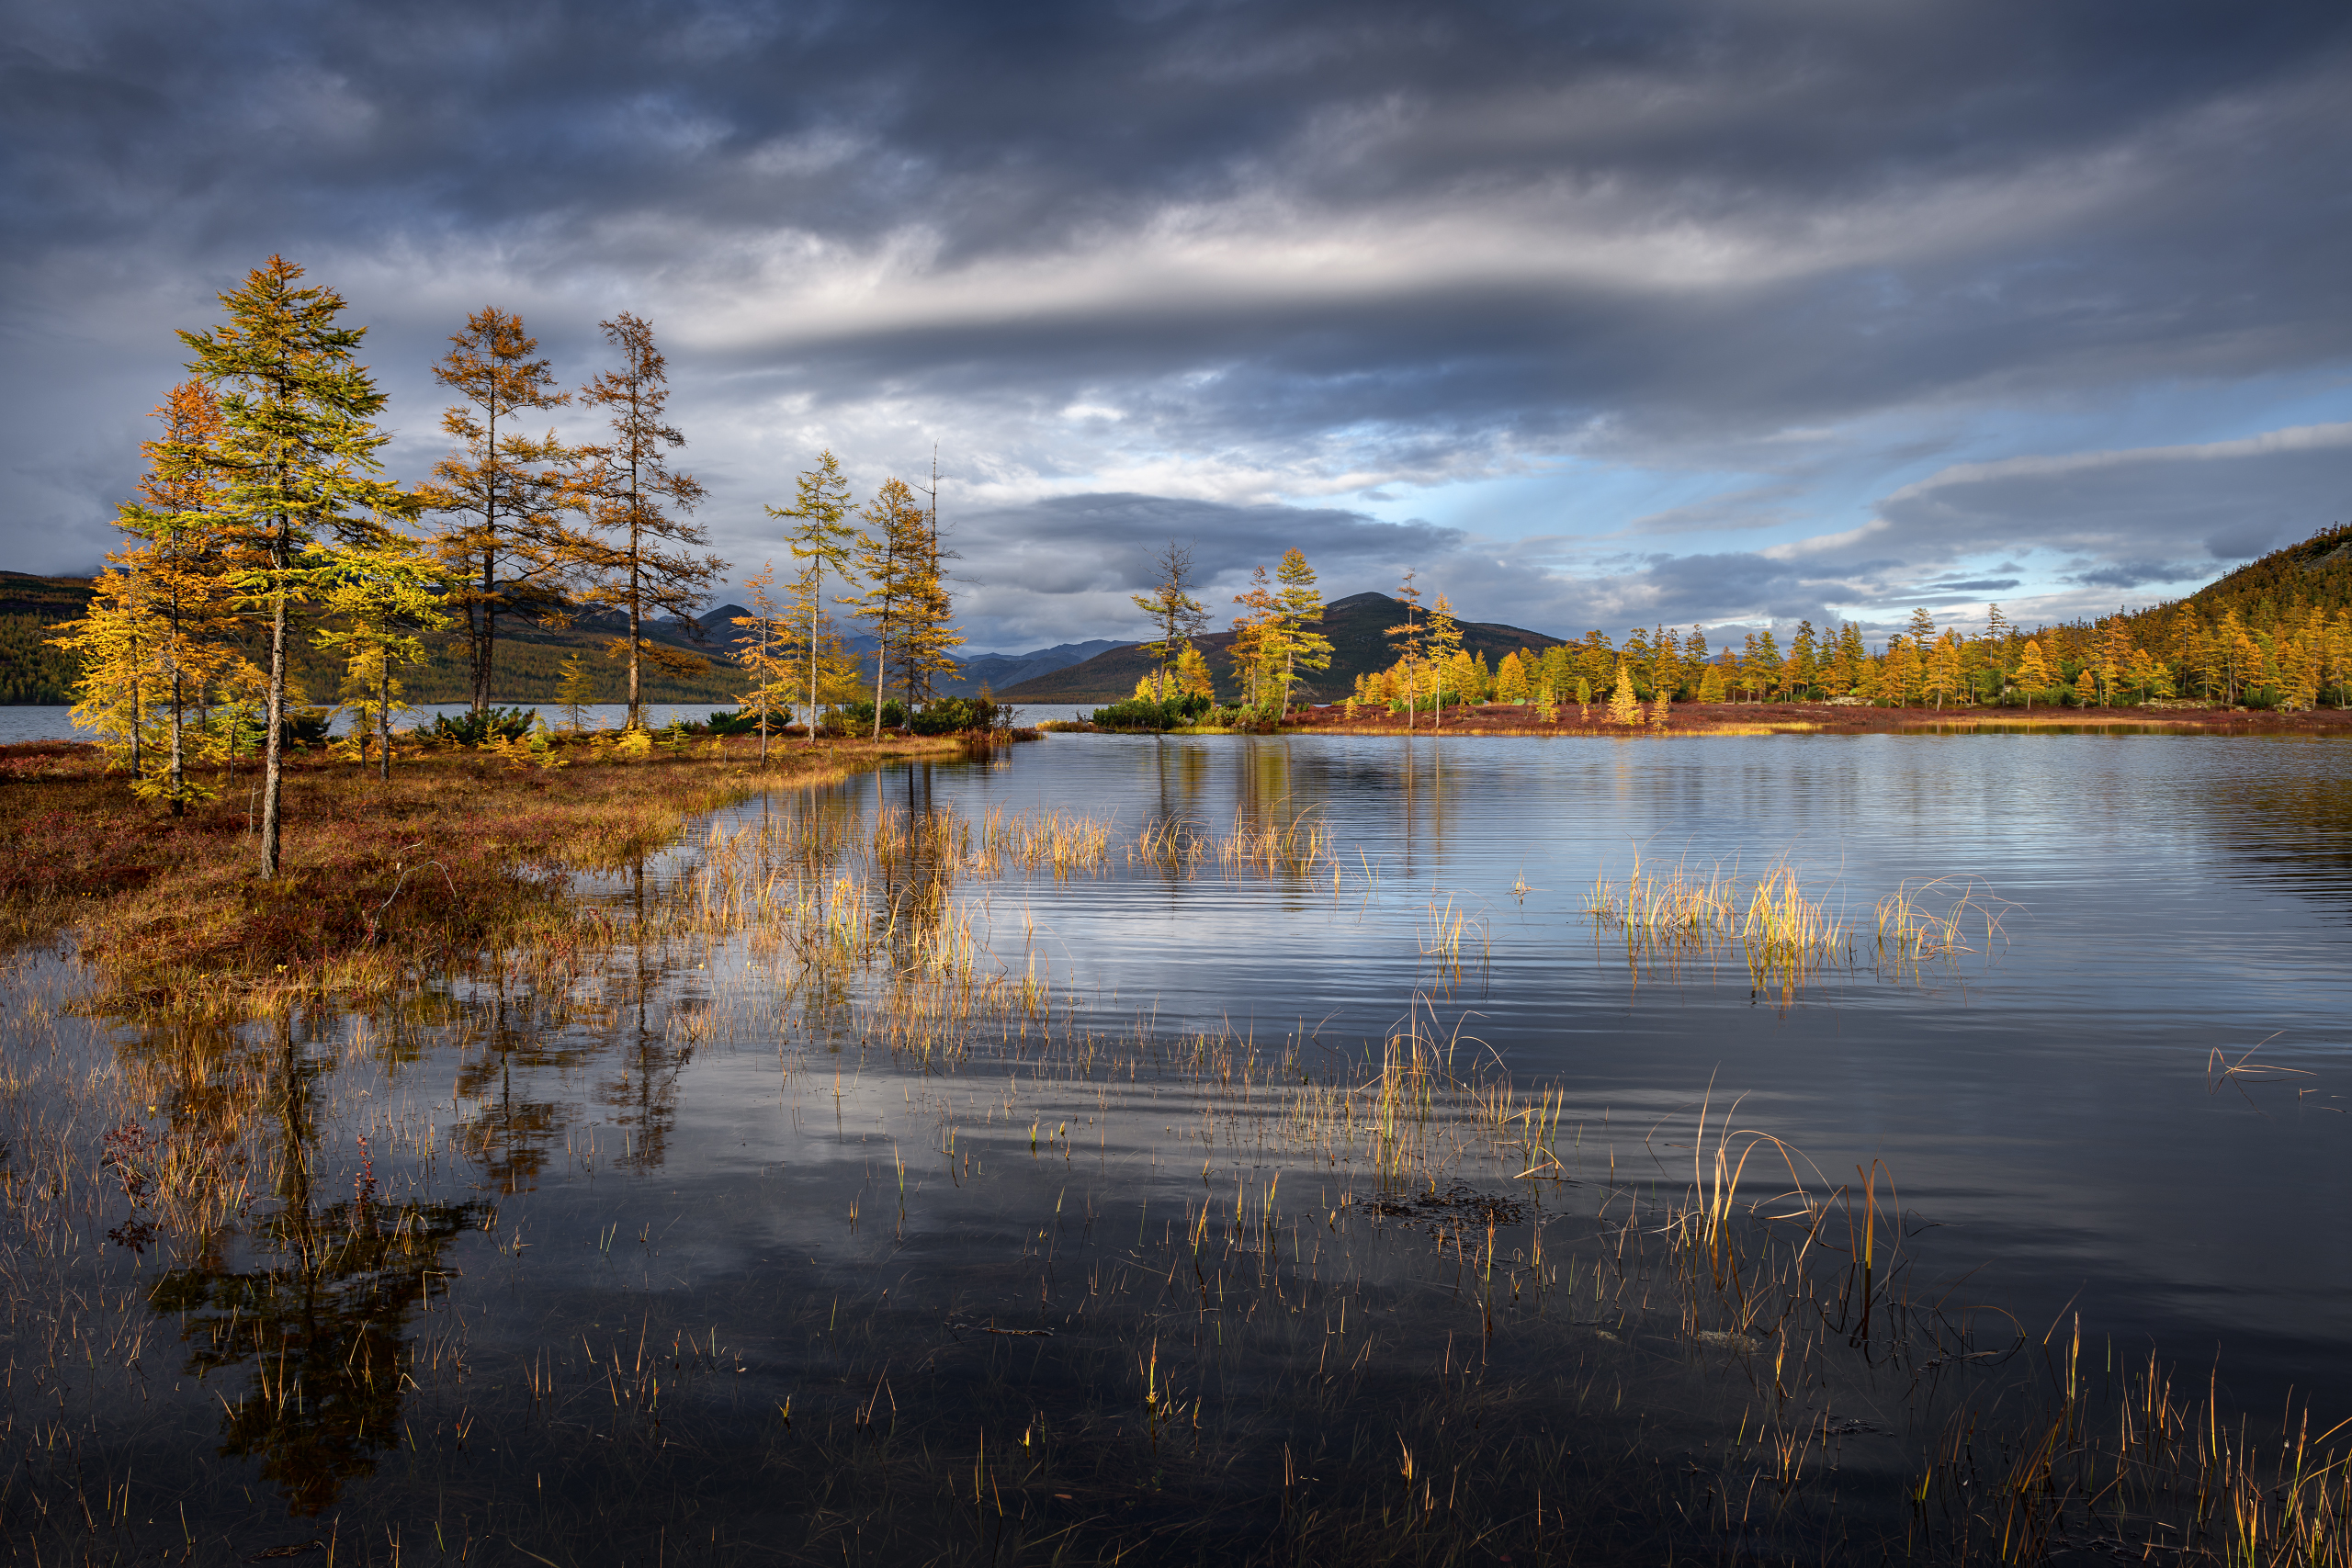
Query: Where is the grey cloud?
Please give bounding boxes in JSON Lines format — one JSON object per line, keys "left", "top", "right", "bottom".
{"left": 6, "top": 0, "right": 2352, "bottom": 627}
{"left": 1849, "top": 423, "right": 2352, "bottom": 583}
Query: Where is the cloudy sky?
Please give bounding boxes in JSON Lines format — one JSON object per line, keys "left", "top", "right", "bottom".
{"left": 6, "top": 0, "right": 2349, "bottom": 652}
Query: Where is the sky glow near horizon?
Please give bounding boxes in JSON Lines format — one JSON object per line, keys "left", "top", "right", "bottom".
{"left": 4, "top": 0, "right": 2349, "bottom": 653}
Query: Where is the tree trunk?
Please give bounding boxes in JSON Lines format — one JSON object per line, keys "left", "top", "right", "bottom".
{"left": 871, "top": 606, "right": 887, "bottom": 742}
{"left": 379, "top": 658, "right": 392, "bottom": 782}
{"left": 261, "top": 525, "right": 288, "bottom": 879}
{"left": 627, "top": 527, "right": 642, "bottom": 730}
{"left": 167, "top": 662, "right": 185, "bottom": 817}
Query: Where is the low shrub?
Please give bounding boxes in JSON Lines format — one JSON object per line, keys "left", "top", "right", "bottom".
{"left": 1090, "top": 694, "right": 1212, "bottom": 732}
{"left": 424, "top": 706, "right": 537, "bottom": 746}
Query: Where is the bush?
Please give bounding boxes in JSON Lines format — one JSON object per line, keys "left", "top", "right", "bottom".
{"left": 425, "top": 706, "right": 537, "bottom": 746}
{"left": 277, "top": 707, "right": 335, "bottom": 749}
{"left": 704, "top": 708, "right": 790, "bottom": 737}
{"left": 1090, "top": 694, "right": 1212, "bottom": 732}
{"left": 833, "top": 699, "right": 912, "bottom": 731}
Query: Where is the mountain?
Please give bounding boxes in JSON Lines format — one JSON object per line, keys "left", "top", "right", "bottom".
{"left": 947, "top": 640, "right": 1130, "bottom": 696}
{"left": 998, "top": 592, "right": 1567, "bottom": 705}
{"left": 687, "top": 608, "right": 1125, "bottom": 697}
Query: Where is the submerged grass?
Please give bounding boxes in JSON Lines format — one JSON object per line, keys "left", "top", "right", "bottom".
{"left": 0, "top": 769, "right": 2335, "bottom": 1567}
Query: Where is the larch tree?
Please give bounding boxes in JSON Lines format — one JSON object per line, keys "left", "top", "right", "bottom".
{"left": 81, "top": 380, "right": 251, "bottom": 811}
{"left": 852, "top": 478, "right": 929, "bottom": 739}
{"left": 890, "top": 448, "right": 965, "bottom": 708}
{"left": 2015, "top": 637, "right": 2052, "bottom": 707}
{"left": 1385, "top": 571, "right": 1427, "bottom": 730}
{"left": 1228, "top": 565, "right": 1279, "bottom": 709}
{"left": 730, "top": 562, "right": 797, "bottom": 760}
{"left": 576, "top": 313, "right": 719, "bottom": 731}
{"left": 1272, "top": 548, "right": 1332, "bottom": 719}
{"left": 1607, "top": 656, "right": 1641, "bottom": 724}
{"left": 770, "top": 450, "right": 860, "bottom": 744}
{"left": 1424, "top": 593, "right": 1465, "bottom": 726}
{"left": 175, "top": 256, "right": 417, "bottom": 878}
{"left": 1132, "top": 540, "right": 1208, "bottom": 705}
{"left": 311, "top": 536, "right": 449, "bottom": 781}
{"left": 420, "top": 308, "right": 583, "bottom": 716}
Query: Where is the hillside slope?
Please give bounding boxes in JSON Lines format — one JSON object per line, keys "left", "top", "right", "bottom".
{"left": 1001, "top": 592, "right": 1566, "bottom": 705}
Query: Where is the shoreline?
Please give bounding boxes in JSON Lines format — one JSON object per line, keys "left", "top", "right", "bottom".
{"left": 1061, "top": 699, "right": 2352, "bottom": 738}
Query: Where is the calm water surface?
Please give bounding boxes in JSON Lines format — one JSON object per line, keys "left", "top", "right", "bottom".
{"left": 9, "top": 730, "right": 2350, "bottom": 1562}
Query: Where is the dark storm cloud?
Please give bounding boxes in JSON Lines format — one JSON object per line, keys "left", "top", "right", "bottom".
{"left": 5, "top": 0, "right": 2350, "bottom": 629}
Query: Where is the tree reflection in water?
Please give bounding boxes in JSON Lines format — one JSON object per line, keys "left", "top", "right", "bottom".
{"left": 144, "top": 1013, "right": 482, "bottom": 1517}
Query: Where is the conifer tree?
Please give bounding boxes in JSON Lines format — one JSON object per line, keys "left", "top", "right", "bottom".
{"left": 555, "top": 650, "right": 597, "bottom": 734}
{"left": 852, "top": 478, "right": 928, "bottom": 739}
{"left": 1608, "top": 656, "right": 1640, "bottom": 724}
{"left": 1385, "top": 571, "right": 1428, "bottom": 730}
{"left": 1424, "top": 594, "right": 1464, "bottom": 725}
{"left": 730, "top": 562, "right": 797, "bottom": 759}
{"left": 2014, "top": 637, "right": 2051, "bottom": 708}
{"left": 1495, "top": 651, "right": 1532, "bottom": 705}
{"left": 1883, "top": 635, "right": 1925, "bottom": 706}
{"left": 576, "top": 312, "right": 719, "bottom": 731}
{"left": 311, "top": 536, "right": 448, "bottom": 781}
{"left": 1924, "top": 629, "right": 1964, "bottom": 710}
{"left": 175, "top": 256, "right": 417, "bottom": 877}
{"left": 1228, "top": 565, "right": 1279, "bottom": 710}
{"left": 62, "top": 380, "right": 252, "bottom": 811}
{"left": 1173, "top": 644, "right": 1216, "bottom": 699}
{"left": 1272, "top": 548, "right": 1332, "bottom": 719}
{"left": 2072, "top": 668, "right": 2099, "bottom": 706}
{"left": 1788, "top": 621, "right": 1819, "bottom": 700}
{"left": 1133, "top": 541, "right": 1208, "bottom": 705}
{"left": 769, "top": 451, "right": 861, "bottom": 743}
{"left": 421, "top": 308, "right": 583, "bottom": 716}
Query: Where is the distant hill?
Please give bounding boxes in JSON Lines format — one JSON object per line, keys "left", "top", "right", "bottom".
{"left": 1001, "top": 592, "right": 1567, "bottom": 705}
{"left": 0, "top": 572, "right": 742, "bottom": 706}
{"left": 688, "top": 608, "right": 1125, "bottom": 697}
{"left": 2170, "top": 523, "right": 2352, "bottom": 627}
{"left": 0, "top": 567, "right": 1135, "bottom": 711}
{"left": 0, "top": 570, "right": 98, "bottom": 703}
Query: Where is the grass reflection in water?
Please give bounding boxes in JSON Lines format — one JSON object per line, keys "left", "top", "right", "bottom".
{"left": 0, "top": 791, "right": 2345, "bottom": 1565}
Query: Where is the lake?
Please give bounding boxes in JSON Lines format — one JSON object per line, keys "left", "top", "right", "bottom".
{"left": 8, "top": 730, "right": 2350, "bottom": 1563}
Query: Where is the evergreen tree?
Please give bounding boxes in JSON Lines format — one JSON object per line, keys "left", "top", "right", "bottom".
{"left": 420, "top": 308, "right": 582, "bottom": 716}
{"left": 175, "top": 256, "right": 417, "bottom": 877}
{"left": 576, "top": 312, "right": 719, "bottom": 731}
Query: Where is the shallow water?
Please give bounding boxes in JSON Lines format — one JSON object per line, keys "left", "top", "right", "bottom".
{"left": 8, "top": 730, "right": 2351, "bottom": 1562}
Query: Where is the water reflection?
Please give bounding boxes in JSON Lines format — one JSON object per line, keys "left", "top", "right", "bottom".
{"left": 147, "top": 1015, "right": 481, "bottom": 1517}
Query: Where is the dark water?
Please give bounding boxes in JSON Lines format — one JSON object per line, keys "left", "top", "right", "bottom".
{"left": 9, "top": 731, "right": 2352, "bottom": 1563}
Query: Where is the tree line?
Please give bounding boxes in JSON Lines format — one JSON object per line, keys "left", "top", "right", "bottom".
{"left": 1112, "top": 538, "right": 2352, "bottom": 731}
{"left": 50, "top": 256, "right": 963, "bottom": 877}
